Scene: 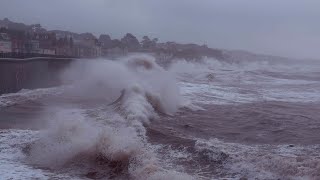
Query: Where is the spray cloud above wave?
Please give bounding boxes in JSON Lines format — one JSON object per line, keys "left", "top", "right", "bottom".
{"left": 63, "top": 54, "right": 181, "bottom": 117}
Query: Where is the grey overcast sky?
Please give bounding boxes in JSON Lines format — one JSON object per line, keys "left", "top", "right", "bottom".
{"left": 0, "top": 0, "right": 320, "bottom": 59}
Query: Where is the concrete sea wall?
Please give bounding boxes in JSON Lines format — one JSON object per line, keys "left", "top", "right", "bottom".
{"left": 0, "top": 57, "right": 75, "bottom": 95}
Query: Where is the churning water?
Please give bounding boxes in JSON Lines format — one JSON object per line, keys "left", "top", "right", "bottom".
{"left": 0, "top": 55, "right": 320, "bottom": 179}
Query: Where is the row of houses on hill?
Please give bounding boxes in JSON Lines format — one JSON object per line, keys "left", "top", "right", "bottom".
{"left": 0, "top": 29, "right": 105, "bottom": 58}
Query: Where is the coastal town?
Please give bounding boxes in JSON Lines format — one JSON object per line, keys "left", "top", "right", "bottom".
{"left": 0, "top": 18, "right": 224, "bottom": 60}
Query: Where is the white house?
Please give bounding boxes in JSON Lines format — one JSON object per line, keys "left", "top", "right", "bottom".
{"left": 0, "top": 33, "right": 11, "bottom": 53}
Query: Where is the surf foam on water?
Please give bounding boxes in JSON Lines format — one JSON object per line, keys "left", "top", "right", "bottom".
{"left": 0, "top": 129, "right": 80, "bottom": 179}
{"left": 0, "top": 87, "right": 66, "bottom": 108}
{"left": 169, "top": 57, "right": 320, "bottom": 105}
{"left": 194, "top": 138, "right": 320, "bottom": 179}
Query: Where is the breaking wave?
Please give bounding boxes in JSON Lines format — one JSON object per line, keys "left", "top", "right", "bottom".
{"left": 23, "top": 55, "right": 194, "bottom": 179}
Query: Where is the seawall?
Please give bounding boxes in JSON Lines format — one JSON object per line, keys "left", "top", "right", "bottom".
{"left": 0, "top": 57, "right": 75, "bottom": 95}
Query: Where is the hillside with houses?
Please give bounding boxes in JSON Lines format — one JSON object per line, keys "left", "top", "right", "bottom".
{"left": 0, "top": 18, "right": 228, "bottom": 60}
{"left": 0, "top": 18, "right": 296, "bottom": 63}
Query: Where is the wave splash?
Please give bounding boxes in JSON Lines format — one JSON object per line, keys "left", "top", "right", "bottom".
{"left": 24, "top": 55, "right": 193, "bottom": 179}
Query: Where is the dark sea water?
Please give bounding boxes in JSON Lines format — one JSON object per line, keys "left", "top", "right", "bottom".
{"left": 0, "top": 55, "right": 320, "bottom": 179}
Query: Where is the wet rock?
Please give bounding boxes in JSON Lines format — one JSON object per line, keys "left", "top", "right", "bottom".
{"left": 206, "top": 73, "right": 215, "bottom": 81}
{"left": 22, "top": 143, "right": 31, "bottom": 155}
{"left": 168, "top": 127, "right": 174, "bottom": 131}
{"left": 217, "top": 151, "right": 229, "bottom": 163}
{"left": 86, "top": 171, "right": 98, "bottom": 179}
{"left": 109, "top": 160, "right": 129, "bottom": 175}
{"left": 198, "top": 148, "right": 229, "bottom": 164}
{"left": 288, "top": 144, "right": 294, "bottom": 147}
{"left": 95, "top": 153, "right": 129, "bottom": 176}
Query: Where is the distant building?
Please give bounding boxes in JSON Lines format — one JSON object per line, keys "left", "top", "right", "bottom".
{"left": 0, "top": 33, "right": 12, "bottom": 53}
{"left": 101, "top": 46, "right": 109, "bottom": 57}
{"left": 72, "top": 38, "right": 102, "bottom": 58}
{"left": 11, "top": 37, "right": 25, "bottom": 53}
{"left": 0, "top": 24, "right": 8, "bottom": 29}
{"left": 107, "top": 47, "right": 128, "bottom": 58}
{"left": 73, "top": 42, "right": 96, "bottom": 58}
{"left": 94, "top": 45, "right": 102, "bottom": 57}
{"left": 55, "top": 36, "right": 73, "bottom": 56}
{"left": 72, "top": 43, "right": 91, "bottom": 58}
{"left": 33, "top": 32, "right": 57, "bottom": 55}
{"left": 10, "top": 31, "right": 27, "bottom": 53}
{"left": 56, "top": 47, "right": 72, "bottom": 56}
{"left": 25, "top": 40, "right": 40, "bottom": 54}
{"left": 39, "top": 48, "right": 55, "bottom": 55}
{"left": 94, "top": 40, "right": 102, "bottom": 57}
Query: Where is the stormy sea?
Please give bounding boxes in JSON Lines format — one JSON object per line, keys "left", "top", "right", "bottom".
{"left": 0, "top": 54, "right": 320, "bottom": 180}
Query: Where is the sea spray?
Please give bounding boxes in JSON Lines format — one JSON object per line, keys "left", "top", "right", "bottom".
{"left": 24, "top": 55, "right": 194, "bottom": 179}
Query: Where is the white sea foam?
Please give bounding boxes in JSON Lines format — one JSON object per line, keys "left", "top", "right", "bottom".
{"left": 0, "top": 86, "right": 66, "bottom": 108}
{"left": 0, "top": 129, "right": 79, "bottom": 179}
{"left": 170, "top": 57, "right": 320, "bottom": 105}
{"left": 194, "top": 138, "right": 320, "bottom": 179}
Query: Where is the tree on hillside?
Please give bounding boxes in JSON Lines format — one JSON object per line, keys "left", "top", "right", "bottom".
{"left": 151, "top": 38, "right": 158, "bottom": 48}
{"left": 99, "top": 34, "right": 112, "bottom": 48}
{"left": 141, "top": 36, "right": 159, "bottom": 50}
{"left": 110, "top": 39, "right": 124, "bottom": 49}
{"left": 141, "top": 36, "right": 151, "bottom": 49}
{"left": 121, "top": 33, "right": 140, "bottom": 51}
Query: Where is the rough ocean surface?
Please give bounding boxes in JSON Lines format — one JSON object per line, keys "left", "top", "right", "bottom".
{"left": 0, "top": 55, "right": 320, "bottom": 180}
